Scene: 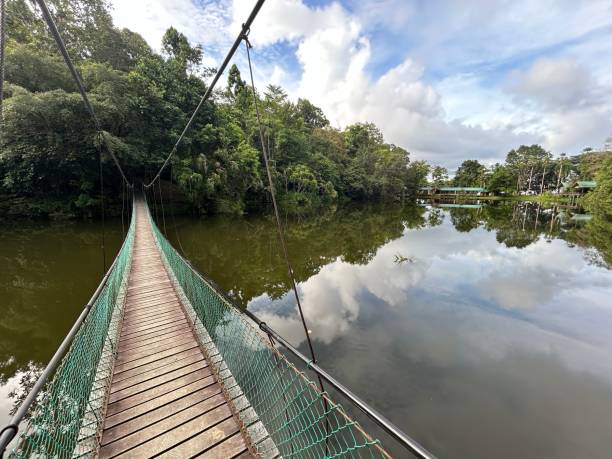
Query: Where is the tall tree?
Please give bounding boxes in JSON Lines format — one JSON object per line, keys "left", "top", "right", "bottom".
{"left": 161, "top": 26, "right": 202, "bottom": 71}
{"left": 505, "top": 144, "right": 551, "bottom": 192}
{"left": 296, "top": 98, "right": 328, "bottom": 129}
{"left": 431, "top": 165, "right": 448, "bottom": 188}
{"left": 453, "top": 159, "right": 485, "bottom": 187}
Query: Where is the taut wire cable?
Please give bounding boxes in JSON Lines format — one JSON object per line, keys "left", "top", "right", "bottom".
{"left": 144, "top": 0, "right": 266, "bottom": 188}
{"left": 242, "top": 30, "right": 325, "bottom": 390}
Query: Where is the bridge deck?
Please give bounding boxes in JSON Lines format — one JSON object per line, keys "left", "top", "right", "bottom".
{"left": 99, "top": 202, "right": 252, "bottom": 459}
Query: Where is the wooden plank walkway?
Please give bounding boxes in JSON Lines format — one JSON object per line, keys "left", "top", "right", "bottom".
{"left": 99, "top": 201, "right": 252, "bottom": 459}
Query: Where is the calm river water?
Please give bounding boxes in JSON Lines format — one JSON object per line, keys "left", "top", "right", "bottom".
{"left": 1, "top": 201, "right": 611, "bottom": 458}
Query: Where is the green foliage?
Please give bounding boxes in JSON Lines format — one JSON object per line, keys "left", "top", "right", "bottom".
{"left": 453, "top": 159, "right": 486, "bottom": 187}
{"left": 579, "top": 151, "right": 611, "bottom": 180}
{"left": 487, "top": 164, "right": 515, "bottom": 193}
{"left": 161, "top": 26, "right": 203, "bottom": 72}
{"left": 583, "top": 154, "right": 612, "bottom": 218}
{"left": 504, "top": 144, "right": 552, "bottom": 192}
{"left": 406, "top": 160, "right": 430, "bottom": 194}
{"left": 4, "top": 43, "right": 75, "bottom": 92}
{"left": 296, "top": 98, "right": 329, "bottom": 129}
{"left": 19, "top": 0, "right": 609, "bottom": 218}
{"left": 1, "top": 0, "right": 424, "bottom": 217}
{"left": 431, "top": 165, "right": 448, "bottom": 188}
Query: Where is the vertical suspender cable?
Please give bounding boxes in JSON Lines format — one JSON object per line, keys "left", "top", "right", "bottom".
{"left": 158, "top": 176, "right": 167, "bottom": 235}
{"left": 144, "top": 0, "right": 266, "bottom": 188}
{"left": 121, "top": 181, "right": 125, "bottom": 237}
{"left": 169, "top": 162, "right": 187, "bottom": 256}
{"left": 34, "top": 0, "right": 131, "bottom": 187}
{"left": 243, "top": 35, "right": 322, "bottom": 379}
{"left": 243, "top": 36, "right": 330, "bottom": 453}
{"left": 98, "top": 138, "right": 106, "bottom": 273}
{"left": 0, "top": 0, "right": 6, "bottom": 129}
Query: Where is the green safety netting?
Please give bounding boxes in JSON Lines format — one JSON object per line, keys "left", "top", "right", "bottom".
{"left": 146, "top": 202, "right": 390, "bottom": 459}
{"left": 10, "top": 211, "right": 135, "bottom": 458}
{"left": 8, "top": 198, "right": 390, "bottom": 458}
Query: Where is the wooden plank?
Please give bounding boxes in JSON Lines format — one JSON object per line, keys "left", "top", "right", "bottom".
{"left": 108, "top": 362, "right": 210, "bottom": 404}
{"left": 105, "top": 372, "right": 215, "bottom": 417}
{"left": 117, "top": 327, "right": 193, "bottom": 353}
{"left": 126, "top": 284, "right": 175, "bottom": 297}
{"left": 116, "top": 324, "right": 192, "bottom": 350}
{"left": 121, "top": 311, "right": 186, "bottom": 329}
{"left": 128, "top": 273, "right": 170, "bottom": 281}
{"left": 198, "top": 432, "right": 249, "bottom": 459}
{"left": 104, "top": 378, "right": 219, "bottom": 429}
{"left": 127, "top": 280, "right": 172, "bottom": 291}
{"left": 112, "top": 342, "right": 199, "bottom": 374}
{"left": 100, "top": 201, "right": 252, "bottom": 459}
{"left": 99, "top": 394, "right": 227, "bottom": 456}
{"left": 122, "top": 309, "right": 184, "bottom": 326}
{"left": 110, "top": 348, "right": 203, "bottom": 384}
{"left": 114, "top": 407, "right": 235, "bottom": 459}
{"left": 156, "top": 416, "right": 240, "bottom": 459}
{"left": 122, "top": 309, "right": 183, "bottom": 325}
{"left": 118, "top": 317, "right": 188, "bottom": 337}
{"left": 117, "top": 321, "right": 191, "bottom": 344}
{"left": 124, "top": 299, "right": 181, "bottom": 313}
{"left": 124, "top": 288, "right": 176, "bottom": 302}
{"left": 110, "top": 353, "right": 205, "bottom": 393}
{"left": 114, "top": 340, "right": 205, "bottom": 371}
{"left": 124, "top": 301, "right": 181, "bottom": 314}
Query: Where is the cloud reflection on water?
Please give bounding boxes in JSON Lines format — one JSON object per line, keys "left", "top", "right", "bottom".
{"left": 248, "top": 217, "right": 612, "bottom": 382}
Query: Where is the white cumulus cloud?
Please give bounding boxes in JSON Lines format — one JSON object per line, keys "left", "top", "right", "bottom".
{"left": 111, "top": 0, "right": 612, "bottom": 168}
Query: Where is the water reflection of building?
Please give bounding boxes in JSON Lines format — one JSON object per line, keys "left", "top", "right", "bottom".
{"left": 419, "top": 186, "right": 487, "bottom": 196}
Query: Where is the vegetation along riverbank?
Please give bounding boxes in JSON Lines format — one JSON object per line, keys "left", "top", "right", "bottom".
{"left": 0, "top": 0, "right": 611, "bottom": 220}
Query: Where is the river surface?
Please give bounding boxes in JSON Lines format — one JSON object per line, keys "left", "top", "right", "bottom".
{"left": 1, "top": 201, "right": 612, "bottom": 458}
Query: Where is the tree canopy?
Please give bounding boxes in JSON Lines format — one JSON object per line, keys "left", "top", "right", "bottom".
{"left": 1, "top": 0, "right": 610, "bottom": 218}
{"left": 0, "top": 0, "right": 427, "bottom": 217}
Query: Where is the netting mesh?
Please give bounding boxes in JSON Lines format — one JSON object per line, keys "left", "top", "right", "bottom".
{"left": 10, "top": 212, "right": 135, "bottom": 459}
{"left": 147, "top": 204, "right": 390, "bottom": 458}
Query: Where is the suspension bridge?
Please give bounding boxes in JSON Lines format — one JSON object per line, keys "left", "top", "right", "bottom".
{"left": 0, "top": 0, "right": 436, "bottom": 457}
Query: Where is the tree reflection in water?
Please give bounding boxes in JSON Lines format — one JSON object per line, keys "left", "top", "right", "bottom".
{"left": 1, "top": 202, "right": 610, "bottom": 456}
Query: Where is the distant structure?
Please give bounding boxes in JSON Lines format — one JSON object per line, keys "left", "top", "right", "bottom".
{"left": 562, "top": 180, "right": 597, "bottom": 194}
{"left": 419, "top": 186, "right": 487, "bottom": 196}
{"left": 603, "top": 136, "right": 612, "bottom": 152}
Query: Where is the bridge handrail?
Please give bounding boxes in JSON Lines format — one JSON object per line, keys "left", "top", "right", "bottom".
{"left": 0, "top": 197, "right": 136, "bottom": 458}
{"left": 145, "top": 199, "right": 435, "bottom": 459}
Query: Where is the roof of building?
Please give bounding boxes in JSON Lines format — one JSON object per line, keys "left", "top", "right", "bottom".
{"left": 420, "top": 186, "right": 487, "bottom": 192}
{"left": 438, "top": 187, "right": 487, "bottom": 192}
{"left": 564, "top": 180, "right": 597, "bottom": 189}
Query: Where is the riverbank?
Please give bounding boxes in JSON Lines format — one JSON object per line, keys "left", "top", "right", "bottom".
{"left": 418, "top": 193, "right": 575, "bottom": 204}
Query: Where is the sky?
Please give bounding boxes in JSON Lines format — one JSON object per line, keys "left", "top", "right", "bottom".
{"left": 110, "top": 0, "right": 612, "bottom": 170}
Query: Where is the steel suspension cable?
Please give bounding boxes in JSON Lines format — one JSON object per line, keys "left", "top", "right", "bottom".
{"left": 168, "top": 161, "right": 188, "bottom": 256}
{"left": 158, "top": 177, "right": 167, "bottom": 235}
{"left": 34, "top": 0, "right": 131, "bottom": 187}
{"left": 0, "top": 0, "right": 6, "bottom": 129}
{"left": 243, "top": 35, "right": 323, "bottom": 378}
{"left": 242, "top": 40, "right": 331, "bottom": 452}
{"left": 144, "top": 0, "right": 266, "bottom": 189}
{"left": 121, "top": 181, "right": 126, "bottom": 237}
{"left": 98, "top": 137, "right": 107, "bottom": 273}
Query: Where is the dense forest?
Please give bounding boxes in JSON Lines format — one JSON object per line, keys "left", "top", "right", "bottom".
{"left": 0, "top": 0, "right": 610, "bottom": 219}
{"left": 430, "top": 146, "right": 611, "bottom": 195}
{"left": 0, "top": 0, "right": 430, "bottom": 217}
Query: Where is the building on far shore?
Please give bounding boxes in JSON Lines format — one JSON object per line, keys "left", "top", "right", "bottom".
{"left": 419, "top": 186, "right": 487, "bottom": 196}
{"left": 562, "top": 181, "right": 597, "bottom": 194}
